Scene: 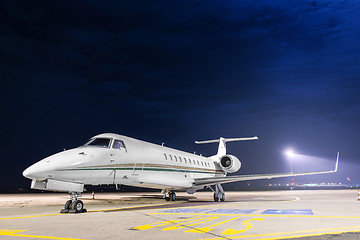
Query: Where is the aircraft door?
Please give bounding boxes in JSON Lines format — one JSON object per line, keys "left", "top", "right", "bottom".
{"left": 110, "top": 139, "right": 127, "bottom": 164}
{"left": 132, "top": 163, "right": 144, "bottom": 175}
{"left": 110, "top": 139, "right": 128, "bottom": 183}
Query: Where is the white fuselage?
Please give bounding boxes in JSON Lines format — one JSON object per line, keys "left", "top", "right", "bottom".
{"left": 23, "top": 133, "right": 225, "bottom": 192}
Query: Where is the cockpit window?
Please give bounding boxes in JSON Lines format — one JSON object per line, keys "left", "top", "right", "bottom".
{"left": 112, "top": 139, "right": 126, "bottom": 150}
{"left": 84, "top": 138, "right": 111, "bottom": 148}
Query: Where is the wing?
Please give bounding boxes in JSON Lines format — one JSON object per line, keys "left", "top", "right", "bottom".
{"left": 194, "top": 152, "right": 339, "bottom": 186}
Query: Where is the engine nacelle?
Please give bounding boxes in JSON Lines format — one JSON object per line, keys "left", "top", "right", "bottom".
{"left": 219, "top": 155, "right": 241, "bottom": 173}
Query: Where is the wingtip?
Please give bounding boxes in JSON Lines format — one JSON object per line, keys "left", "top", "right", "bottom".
{"left": 335, "top": 152, "right": 339, "bottom": 172}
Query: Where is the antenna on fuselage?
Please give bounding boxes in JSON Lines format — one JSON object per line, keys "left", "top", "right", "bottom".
{"left": 195, "top": 136, "right": 258, "bottom": 156}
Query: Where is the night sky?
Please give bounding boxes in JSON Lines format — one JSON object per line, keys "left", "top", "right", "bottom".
{"left": 1, "top": 1, "right": 360, "bottom": 192}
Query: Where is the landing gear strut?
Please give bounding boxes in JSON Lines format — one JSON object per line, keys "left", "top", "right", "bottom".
{"left": 60, "top": 192, "right": 87, "bottom": 213}
{"left": 209, "top": 183, "right": 225, "bottom": 202}
{"left": 162, "top": 190, "right": 176, "bottom": 201}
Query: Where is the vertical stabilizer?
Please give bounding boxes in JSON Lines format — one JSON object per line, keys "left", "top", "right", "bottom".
{"left": 217, "top": 137, "right": 227, "bottom": 156}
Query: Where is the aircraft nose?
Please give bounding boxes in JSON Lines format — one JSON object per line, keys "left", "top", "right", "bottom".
{"left": 22, "top": 165, "right": 36, "bottom": 179}
{"left": 22, "top": 164, "right": 48, "bottom": 180}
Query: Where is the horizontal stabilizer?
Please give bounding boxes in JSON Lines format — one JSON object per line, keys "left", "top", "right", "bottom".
{"left": 195, "top": 136, "right": 258, "bottom": 156}
{"left": 195, "top": 136, "right": 258, "bottom": 144}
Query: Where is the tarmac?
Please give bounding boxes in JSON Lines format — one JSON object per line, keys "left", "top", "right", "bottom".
{"left": 1, "top": 189, "right": 360, "bottom": 240}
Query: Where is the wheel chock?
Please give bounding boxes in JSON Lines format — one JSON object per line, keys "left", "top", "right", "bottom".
{"left": 60, "top": 209, "right": 69, "bottom": 213}
{"left": 67, "top": 208, "right": 87, "bottom": 214}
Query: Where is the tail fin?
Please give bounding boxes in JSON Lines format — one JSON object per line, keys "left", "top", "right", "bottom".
{"left": 195, "top": 136, "right": 258, "bottom": 156}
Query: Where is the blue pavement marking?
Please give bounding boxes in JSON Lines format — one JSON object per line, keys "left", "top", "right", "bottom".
{"left": 205, "top": 209, "right": 257, "bottom": 214}
{"left": 261, "top": 209, "right": 314, "bottom": 215}
{"left": 161, "top": 208, "right": 211, "bottom": 213}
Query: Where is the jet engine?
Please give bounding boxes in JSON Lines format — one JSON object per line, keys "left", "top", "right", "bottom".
{"left": 219, "top": 155, "right": 241, "bottom": 173}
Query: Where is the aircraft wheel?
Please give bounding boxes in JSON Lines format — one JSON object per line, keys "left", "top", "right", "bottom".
{"left": 64, "top": 200, "right": 72, "bottom": 210}
{"left": 165, "top": 196, "right": 170, "bottom": 201}
{"left": 220, "top": 193, "right": 225, "bottom": 202}
{"left": 72, "top": 200, "right": 84, "bottom": 213}
{"left": 213, "top": 193, "right": 219, "bottom": 202}
{"left": 170, "top": 192, "right": 176, "bottom": 201}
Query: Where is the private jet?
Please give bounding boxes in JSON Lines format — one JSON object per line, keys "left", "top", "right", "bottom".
{"left": 23, "top": 133, "right": 339, "bottom": 213}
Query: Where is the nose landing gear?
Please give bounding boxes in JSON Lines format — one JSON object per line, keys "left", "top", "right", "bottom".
{"left": 60, "top": 192, "right": 87, "bottom": 213}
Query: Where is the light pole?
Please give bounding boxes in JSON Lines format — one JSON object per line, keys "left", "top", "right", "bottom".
{"left": 284, "top": 149, "right": 295, "bottom": 190}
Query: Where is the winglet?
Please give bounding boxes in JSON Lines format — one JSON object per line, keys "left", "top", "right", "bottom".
{"left": 334, "top": 152, "right": 339, "bottom": 172}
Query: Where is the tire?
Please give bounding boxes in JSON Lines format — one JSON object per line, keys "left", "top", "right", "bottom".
{"left": 213, "top": 193, "right": 219, "bottom": 202}
{"left": 72, "top": 200, "right": 84, "bottom": 213}
{"left": 170, "top": 192, "right": 176, "bottom": 201}
{"left": 64, "top": 200, "right": 72, "bottom": 210}
{"left": 165, "top": 196, "right": 170, "bottom": 201}
{"left": 220, "top": 193, "right": 225, "bottom": 202}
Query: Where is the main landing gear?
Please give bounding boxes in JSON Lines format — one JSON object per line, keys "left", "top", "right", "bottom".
{"left": 162, "top": 190, "right": 176, "bottom": 201}
{"left": 60, "top": 192, "right": 87, "bottom": 213}
{"left": 209, "top": 183, "right": 225, "bottom": 202}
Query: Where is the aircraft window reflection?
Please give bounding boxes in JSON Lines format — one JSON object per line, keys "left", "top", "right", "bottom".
{"left": 85, "top": 138, "right": 111, "bottom": 148}
{"left": 112, "top": 139, "right": 126, "bottom": 149}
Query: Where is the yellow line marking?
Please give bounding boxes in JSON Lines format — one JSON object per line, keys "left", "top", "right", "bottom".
{"left": 222, "top": 217, "right": 264, "bottom": 235}
{"left": 195, "top": 225, "right": 360, "bottom": 240}
{"left": 185, "top": 217, "right": 239, "bottom": 233}
{"left": 132, "top": 216, "right": 202, "bottom": 230}
{"left": 0, "top": 229, "right": 88, "bottom": 240}
{"left": 154, "top": 196, "right": 301, "bottom": 211}
{"left": 0, "top": 202, "right": 177, "bottom": 220}
{"left": 87, "top": 202, "right": 176, "bottom": 213}
{"left": 0, "top": 213, "right": 62, "bottom": 220}
{"left": 0, "top": 195, "right": 300, "bottom": 220}
{"left": 164, "top": 217, "right": 218, "bottom": 231}
{"left": 150, "top": 212, "right": 360, "bottom": 219}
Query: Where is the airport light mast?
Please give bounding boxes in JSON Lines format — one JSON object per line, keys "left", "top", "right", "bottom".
{"left": 285, "top": 149, "right": 295, "bottom": 190}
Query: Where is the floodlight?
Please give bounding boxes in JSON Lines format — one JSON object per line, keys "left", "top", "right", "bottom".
{"left": 284, "top": 149, "right": 295, "bottom": 157}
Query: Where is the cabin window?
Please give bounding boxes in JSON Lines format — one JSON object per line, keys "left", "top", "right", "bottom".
{"left": 164, "top": 154, "right": 167, "bottom": 160}
{"left": 197, "top": 160, "right": 200, "bottom": 165}
{"left": 201, "top": 162, "right": 204, "bottom": 166}
{"left": 184, "top": 158, "right": 187, "bottom": 163}
{"left": 85, "top": 138, "right": 111, "bottom": 148}
{"left": 169, "top": 155, "right": 172, "bottom": 161}
{"left": 174, "top": 156, "right": 177, "bottom": 162}
{"left": 112, "top": 139, "right": 126, "bottom": 150}
{"left": 179, "top": 157, "right": 182, "bottom": 163}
